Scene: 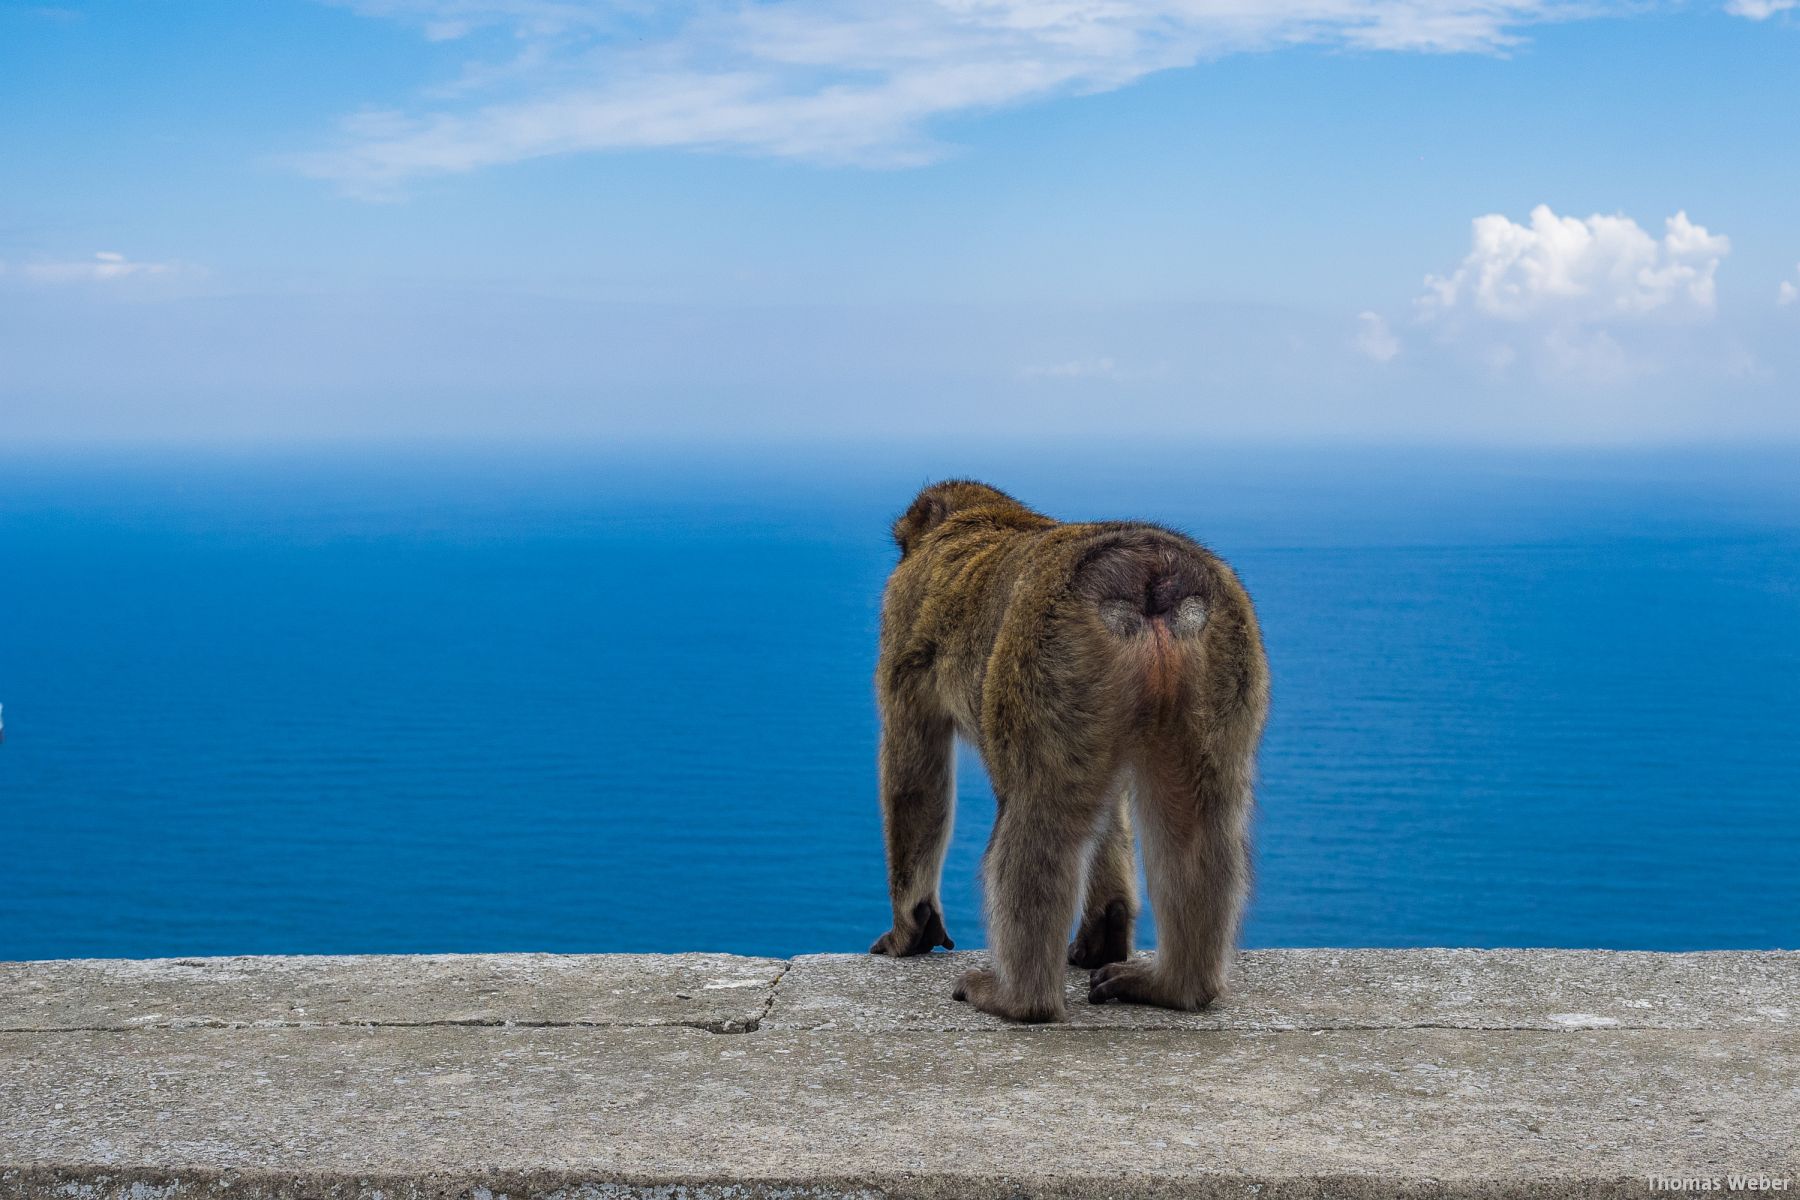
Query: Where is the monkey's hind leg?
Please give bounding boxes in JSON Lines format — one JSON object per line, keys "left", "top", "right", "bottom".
{"left": 955, "top": 757, "right": 1116, "bottom": 1023}
{"left": 1068, "top": 776, "right": 1135, "bottom": 969}
{"left": 870, "top": 705, "right": 957, "bottom": 957}
{"left": 1089, "top": 744, "right": 1251, "bottom": 1011}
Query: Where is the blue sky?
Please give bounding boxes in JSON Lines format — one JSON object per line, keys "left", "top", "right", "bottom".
{"left": 1, "top": 0, "right": 1796, "bottom": 444}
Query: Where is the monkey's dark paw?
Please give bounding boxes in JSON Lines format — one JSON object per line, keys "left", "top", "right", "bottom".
{"left": 1087, "top": 960, "right": 1215, "bottom": 1011}
{"left": 1067, "top": 898, "right": 1133, "bottom": 968}
{"left": 953, "top": 967, "right": 1063, "bottom": 1023}
{"left": 869, "top": 901, "right": 954, "bottom": 957}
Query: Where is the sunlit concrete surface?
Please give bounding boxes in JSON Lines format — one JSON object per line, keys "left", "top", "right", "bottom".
{"left": 3, "top": 950, "right": 1796, "bottom": 1199}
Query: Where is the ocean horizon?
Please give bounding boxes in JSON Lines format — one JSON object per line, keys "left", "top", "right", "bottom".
{"left": 2, "top": 443, "right": 1796, "bottom": 961}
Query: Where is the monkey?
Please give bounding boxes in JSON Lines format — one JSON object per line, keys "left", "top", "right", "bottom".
{"left": 868, "top": 480, "right": 1269, "bottom": 1023}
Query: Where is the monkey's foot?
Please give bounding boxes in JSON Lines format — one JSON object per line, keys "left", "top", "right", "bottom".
{"left": 869, "top": 900, "right": 954, "bottom": 957}
{"left": 1087, "top": 959, "right": 1216, "bottom": 1011}
{"left": 951, "top": 967, "right": 1064, "bottom": 1024}
{"left": 1067, "top": 898, "right": 1133, "bottom": 968}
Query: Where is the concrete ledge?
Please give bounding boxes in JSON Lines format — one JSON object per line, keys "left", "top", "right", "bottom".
{"left": 3, "top": 950, "right": 1797, "bottom": 1199}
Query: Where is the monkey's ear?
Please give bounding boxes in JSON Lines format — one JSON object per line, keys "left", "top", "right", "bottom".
{"left": 893, "top": 492, "right": 950, "bottom": 557}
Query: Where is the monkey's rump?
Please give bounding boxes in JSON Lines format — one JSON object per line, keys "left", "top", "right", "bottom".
{"left": 1082, "top": 535, "right": 1212, "bottom": 639}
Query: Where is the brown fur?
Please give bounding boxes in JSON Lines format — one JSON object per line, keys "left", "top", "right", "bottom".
{"left": 869, "top": 480, "right": 1270, "bottom": 1022}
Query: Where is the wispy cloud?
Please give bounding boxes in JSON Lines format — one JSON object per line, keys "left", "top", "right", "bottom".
{"left": 1352, "top": 310, "right": 1400, "bottom": 362}
{"left": 1779, "top": 264, "right": 1799, "bottom": 307}
{"left": 303, "top": 0, "right": 1629, "bottom": 194}
{"left": 10, "top": 5, "right": 86, "bottom": 22}
{"left": 1724, "top": 0, "right": 1796, "bottom": 18}
{"left": 1019, "top": 353, "right": 1177, "bottom": 382}
{"left": 11, "top": 251, "right": 184, "bottom": 284}
{"left": 1022, "top": 355, "right": 1121, "bottom": 380}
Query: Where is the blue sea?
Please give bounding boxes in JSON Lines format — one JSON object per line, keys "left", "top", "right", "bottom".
{"left": 2, "top": 444, "right": 1796, "bottom": 961}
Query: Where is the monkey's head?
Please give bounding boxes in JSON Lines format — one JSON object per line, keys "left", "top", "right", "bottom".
{"left": 893, "top": 480, "right": 1021, "bottom": 557}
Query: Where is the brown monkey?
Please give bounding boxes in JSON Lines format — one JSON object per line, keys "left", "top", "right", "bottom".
{"left": 869, "top": 480, "right": 1269, "bottom": 1023}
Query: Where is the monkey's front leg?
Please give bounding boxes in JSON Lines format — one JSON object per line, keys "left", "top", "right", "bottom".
{"left": 1069, "top": 781, "right": 1136, "bottom": 968}
{"left": 869, "top": 704, "right": 957, "bottom": 957}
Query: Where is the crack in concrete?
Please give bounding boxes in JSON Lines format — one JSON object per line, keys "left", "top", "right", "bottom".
{"left": 0, "top": 1017, "right": 1704, "bottom": 1036}
{"left": 0, "top": 1018, "right": 753, "bottom": 1035}
{"left": 742, "top": 961, "right": 793, "bottom": 1033}
{"left": 0, "top": 963, "right": 796, "bottom": 1037}
{"left": 752, "top": 1019, "right": 1711, "bottom": 1034}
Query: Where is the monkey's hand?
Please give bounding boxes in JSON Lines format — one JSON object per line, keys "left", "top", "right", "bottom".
{"left": 869, "top": 900, "right": 954, "bottom": 956}
{"left": 1088, "top": 959, "right": 1216, "bottom": 1012}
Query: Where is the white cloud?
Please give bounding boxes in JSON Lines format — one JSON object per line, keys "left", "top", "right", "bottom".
{"left": 306, "top": 1, "right": 1626, "bottom": 192}
{"left": 19, "top": 251, "right": 178, "bottom": 284}
{"left": 1413, "top": 205, "right": 1741, "bottom": 385}
{"left": 1780, "top": 264, "right": 1799, "bottom": 307}
{"left": 1420, "top": 205, "right": 1729, "bottom": 325}
{"left": 1352, "top": 310, "right": 1400, "bottom": 362}
{"left": 1724, "top": 0, "right": 1796, "bottom": 18}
